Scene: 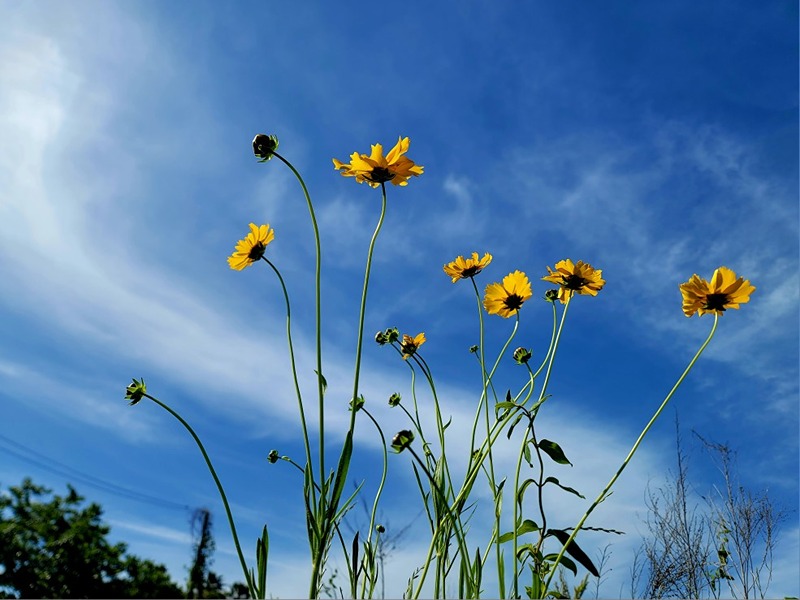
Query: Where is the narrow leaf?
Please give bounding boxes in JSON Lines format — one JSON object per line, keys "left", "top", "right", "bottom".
{"left": 546, "top": 529, "right": 599, "bottom": 577}
{"left": 543, "top": 476, "right": 585, "bottom": 498}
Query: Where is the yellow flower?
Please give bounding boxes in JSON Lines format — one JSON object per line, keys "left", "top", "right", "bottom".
{"left": 679, "top": 266, "right": 755, "bottom": 317}
{"left": 483, "top": 271, "right": 533, "bottom": 318}
{"left": 400, "top": 333, "right": 426, "bottom": 359}
{"left": 228, "top": 223, "right": 275, "bottom": 270}
{"left": 443, "top": 252, "right": 493, "bottom": 283}
{"left": 541, "top": 259, "right": 605, "bottom": 304}
{"left": 332, "top": 137, "right": 424, "bottom": 188}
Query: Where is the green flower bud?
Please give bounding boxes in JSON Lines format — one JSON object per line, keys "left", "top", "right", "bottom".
{"left": 391, "top": 430, "right": 414, "bottom": 453}
{"left": 375, "top": 331, "right": 387, "bottom": 345}
{"left": 125, "top": 378, "right": 147, "bottom": 406}
{"left": 388, "top": 393, "right": 401, "bottom": 407}
{"left": 469, "top": 345, "right": 479, "bottom": 353}
{"left": 544, "top": 289, "right": 559, "bottom": 303}
{"left": 513, "top": 347, "right": 532, "bottom": 365}
{"left": 267, "top": 450, "right": 280, "bottom": 464}
{"left": 252, "top": 134, "right": 279, "bottom": 161}
{"left": 350, "top": 395, "right": 365, "bottom": 411}
{"left": 376, "top": 524, "right": 386, "bottom": 534}
{"left": 384, "top": 327, "right": 400, "bottom": 344}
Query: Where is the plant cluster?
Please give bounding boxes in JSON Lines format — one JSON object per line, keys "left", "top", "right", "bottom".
{"left": 124, "top": 134, "right": 754, "bottom": 599}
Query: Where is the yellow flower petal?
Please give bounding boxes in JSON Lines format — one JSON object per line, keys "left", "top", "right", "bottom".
{"left": 679, "top": 266, "right": 755, "bottom": 317}
{"left": 483, "top": 271, "right": 533, "bottom": 318}
{"left": 332, "top": 137, "right": 423, "bottom": 188}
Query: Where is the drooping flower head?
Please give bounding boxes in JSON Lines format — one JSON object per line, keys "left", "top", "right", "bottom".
{"left": 483, "top": 271, "right": 533, "bottom": 318}
{"left": 332, "top": 137, "right": 424, "bottom": 188}
{"left": 679, "top": 266, "right": 755, "bottom": 317}
{"left": 541, "top": 259, "right": 605, "bottom": 304}
{"left": 400, "top": 333, "right": 426, "bottom": 360}
{"left": 228, "top": 223, "right": 275, "bottom": 271}
{"left": 252, "top": 134, "right": 279, "bottom": 162}
{"left": 443, "top": 252, "right": 493, "bottom": 283}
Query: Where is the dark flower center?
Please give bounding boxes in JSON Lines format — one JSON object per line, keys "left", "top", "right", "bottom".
{"left": 704, "top": 293, "right": 729, "bottom": 311}
{"left": 401, "top": 343, "right": 417, "bottom": 356}
{"left": 563, "top": 274, "right": 588, "bottom": 290}
{"left": 461, "top": 266, "right": 481, "bottom": 278}
{"left": 248, "top": 242, "right": 266, "bottom": 261}
{"left": 503, "top": 294, "right": 524, "bottom": 311}
{"left": 367, "top": 167, "right": 395, "bottom": 183}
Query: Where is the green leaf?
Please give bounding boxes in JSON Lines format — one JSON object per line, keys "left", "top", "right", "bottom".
{"left": 543, "top": 476, "right": 584, "bottom": 499}
{"left": 545, "top": 529, "right": 599, "bottom": 577}
{"left": 516, "top": 478, "right": 536, "bottom": 510}
{"left": 314, "top": 370, "right": 327, "bottom": 395}
{"left": 495, "top": 401, "right": 516, "bottom": 411}
{"left": 498, "top": 519, "right": 539, "bottom": 543}
{"left": 255, "top": 525, "right": 269, "bottom": 598}
{"left": 522, "top": 442, "right": 532, "bottom": 465}
{"left": 325, "top": 431, "right": 353, "bottom": 522}
{"left": 506, "top": 413, "right": 524, "bottom": 439}
{"left": 537, "top": 439, "right": 572, "bottom": 465}
{"left": 515, "top": 543, "right": 536, "bottom": 560}
{"left": 544, "top": 552, "right": 578, "bottom": 576}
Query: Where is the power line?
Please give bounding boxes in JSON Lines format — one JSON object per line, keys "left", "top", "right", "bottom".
{"left": 0, "top": 433, "right": 190, "bottom": 512}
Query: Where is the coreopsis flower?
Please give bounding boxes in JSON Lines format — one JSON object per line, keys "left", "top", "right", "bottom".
{"left": 541, "top": 259, "right": 605, "bottom": 304}
{"left": 332, "top": 137, "right": 423, "bottom": 187}
{"left": 483, "top": 271, "right": 533, "bottom": 318}
{"left": 679, "top": 266, "right": 755, "bottom": 317}
{"left": 443, "top": 252, "right": 493, "bottom": 283}
{"left": 125, "top": 378, "right": 147, "bottom": 406}
{"left": 228, "top": 223, "right": 275, "bottom": 270}
{"left": 400, "top": 333, "right": 426, "bottom": 360}
{"left": 252, "top": 134, "right": 279, "bottom": 161}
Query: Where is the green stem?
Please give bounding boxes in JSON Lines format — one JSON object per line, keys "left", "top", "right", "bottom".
{"left": 360, "top": 407, "right": 390, "bottom": 599}
{"left": 535, "top": 297, "right": 571, "bottom": 407}
{"left": 409, "top": 447, "right": 475, "bottom": 599}
{"left": 262, "top": 257, "right": 314, "bottom": 487}
{"left": 349, "top": 184, "right": 388, "bottom": 432}
{"left": 273, "top": 152, "right": 325, "bottom": 496}
{"left": 469, "top": 277, "right": 503, "bottom": 598}
{"left": 143, "top": 394, "right": 254, "bottom": 598}
{"left": 544, "top": 314, "right": 719, "bottom": 593}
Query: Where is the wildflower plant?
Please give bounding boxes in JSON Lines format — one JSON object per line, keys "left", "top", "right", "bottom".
{"left": 123, "top": 133, "right": 755, "bottom": 599}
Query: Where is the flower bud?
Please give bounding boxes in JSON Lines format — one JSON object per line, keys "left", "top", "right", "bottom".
{"left": 391, "top": 430, "right": 415, "bottom": 453}
{"left": 375, "top": 331, "right": 387, "bottom": 345}
{"left": 384, "top": 327, "right": 400, "bottom": 344}
{"left": 125, "top": 378, "right": 147, "bottom": 406}
{"left": 376, "top": 524, "right": 386, "bottom": 534}
{"left": 267, "top": 450, "right": 280, "bottom": 464}
{"left": 350, "top": 395, "right": 365, "bottom": 412}
{"left": 388, "top": 393, "right": 401, "bottom": 407}
{"left": 513, "top": 347, "right": 532, "bottom": 365}
{"left": 544, "top": 289, "right": 559, "bottom": 303}
{"left": 469, "top": 345, "right": 479, "bottom": 354}
{"left": 252, "top": 134, "right": 279, "bottom": 161}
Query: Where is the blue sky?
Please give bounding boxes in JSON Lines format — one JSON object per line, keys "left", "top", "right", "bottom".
{"left": 0, "top": 1, "right": 797, "bottom": 597}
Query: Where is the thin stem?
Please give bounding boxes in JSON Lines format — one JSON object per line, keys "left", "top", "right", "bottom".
{"left": 262, "top": 257, "right": 314, "bottom": 488}
{"left": 273, "top": 152, "right": 325, "bottom": 495}
{"left": 359, "top": 407, "right": 390, "bottom": 599}
{"left": 349, "top": 184, "right": 388, "bottom": 433}
{"left": 535, "top": 297, "right": 571, "bottom": 407}
{"left": 544, "top": 314, "right": 720, "bottom": 592}
{"left": 469, "top": 277, "right": 503, "bottom": 598}
{"left": 143, "top": 394, "right": 254, "bottom": 598}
